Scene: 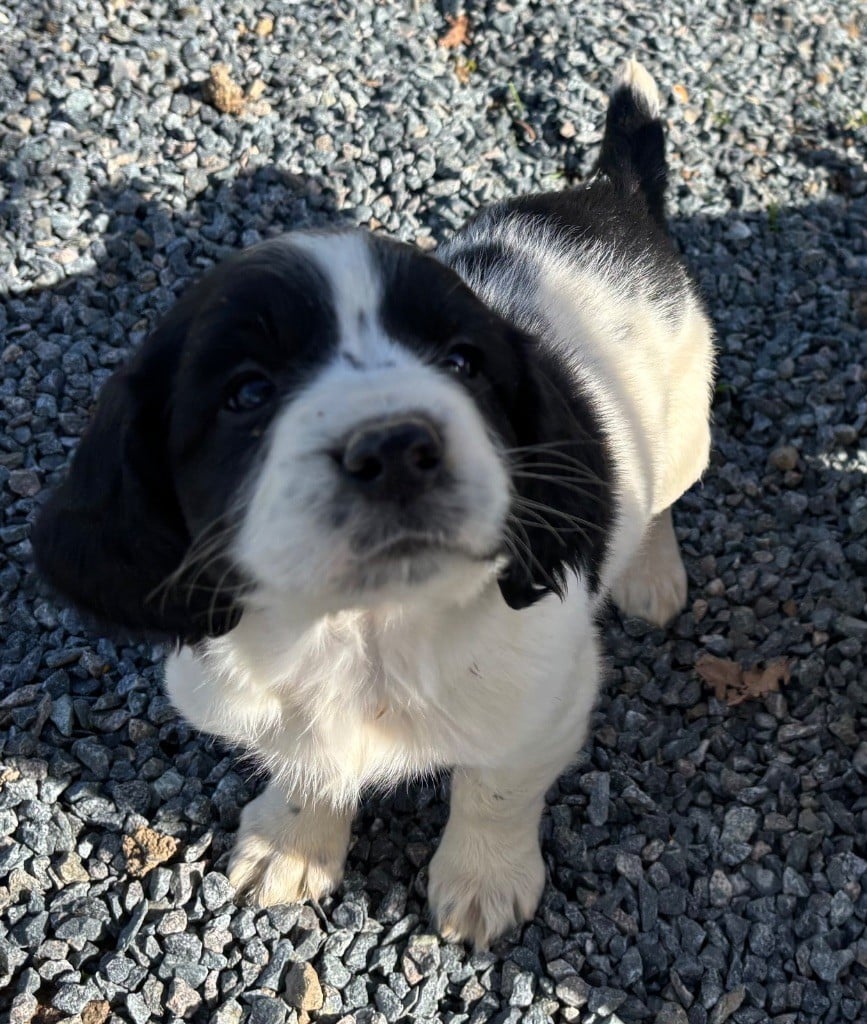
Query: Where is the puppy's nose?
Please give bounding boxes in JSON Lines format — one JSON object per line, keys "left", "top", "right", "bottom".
{"left": 340, "top": 418, "right": 443, "bottom": 495}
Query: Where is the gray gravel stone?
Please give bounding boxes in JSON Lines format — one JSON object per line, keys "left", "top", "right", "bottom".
{"left": 201, "top": 871, "right": 234, "bottom": 910}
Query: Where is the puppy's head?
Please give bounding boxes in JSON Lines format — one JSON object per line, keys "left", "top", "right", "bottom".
{"left": 33, "top": 230, "right": 610, "bottom": 643}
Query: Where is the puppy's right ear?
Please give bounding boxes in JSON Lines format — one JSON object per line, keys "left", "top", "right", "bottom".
{"left": 31, "top": 313, "right": 236, "bottom": 644}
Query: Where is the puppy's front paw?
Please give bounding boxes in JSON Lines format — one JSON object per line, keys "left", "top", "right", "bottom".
{"left": 227, "top": 787, "right": 351, "bottom": 907}
{"left": 427, "top": 826, "right": 545, "bottom": 949}
{"left": 612, "top": 507, "right": 687, "bottom": 627}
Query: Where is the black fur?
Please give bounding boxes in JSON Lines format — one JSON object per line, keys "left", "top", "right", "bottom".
{"left": 32, "top": 242, "right": 338, "bottom": 644}
{"left": 597, "top": 82, "right": 668, "bottom": 228}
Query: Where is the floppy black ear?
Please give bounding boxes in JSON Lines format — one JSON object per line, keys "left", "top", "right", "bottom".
{"left": 497, "top": 341, "right": 614, "bottom": 610}
{"left": 31, "top": 315, "right": 240, "bottom": 644}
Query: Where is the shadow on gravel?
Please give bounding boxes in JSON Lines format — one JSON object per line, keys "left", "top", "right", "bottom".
{"left": 3, "top": 163, "right": 866, "bottom": 1016}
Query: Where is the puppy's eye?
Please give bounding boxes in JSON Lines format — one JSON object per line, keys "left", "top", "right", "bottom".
{"left": 223, "top": 372, "right": 276, "bottom": 413}
{"left": 440, "top": 343, "right": 482, "bottom": 379}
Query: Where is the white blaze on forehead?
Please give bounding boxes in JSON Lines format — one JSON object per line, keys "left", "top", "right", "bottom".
{"left": 289, "top": 231, "right": 393, "bottom": 365}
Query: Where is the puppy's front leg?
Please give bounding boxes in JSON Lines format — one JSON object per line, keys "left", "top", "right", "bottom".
{"left": 228, "top": 781, "right": 353, "bottom": 907}
{"left": 611, "top": 505, "right": 688, "bottom": 627}
{"left": 428, "top": 763, "right": 558, "bottom": 949}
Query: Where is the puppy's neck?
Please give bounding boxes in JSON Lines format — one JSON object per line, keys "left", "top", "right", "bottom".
{"left": 198, "top": 566, "right": 504, "bottom": 693}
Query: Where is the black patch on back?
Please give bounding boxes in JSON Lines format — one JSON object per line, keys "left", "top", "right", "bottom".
{"left": 445, "top": 239, "right": 545, "bottom": 334}
{"left": 448, "top": 240, "right": 514, "bottom": 284}
{"left": 502, "top": 181, "right": 685, "bottom": 316}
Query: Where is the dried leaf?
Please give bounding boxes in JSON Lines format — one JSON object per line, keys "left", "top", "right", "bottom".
{"left": 673, "top": 83, "right": 689, "bottom": 103}
{"left": 737, "top": 657, "right": 791, "bottom": 705}
{"left": 439, "top": 13, "right": 470, "bottom": 50}
{"left": 695, "top": 654, "right": 742, "bottom": 702}
{"left": 696, "top": 653, "right": 792, "bottom": 706}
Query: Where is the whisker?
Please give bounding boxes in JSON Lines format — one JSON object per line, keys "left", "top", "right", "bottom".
{"left": 513, "top": 496, "right": 606, "bottom": 535}
{"left": 147, "top": 506, "right": 246, "bottom": 616}
{"left": 208, "top": 560, "right": 241, "bottom": 634}
{"left": 506, "top": 514, "right": 561, "bottom": 592}
{"left": 510, "top": 470, "right": 604, "bottom": 500}
{"left": 504, "top": 439, "right": 603, "bottom": 453}
{"left": 151, "top": 518, "right": 238, "bottom": 595}
{"left": 512, "top": 515, "right": 593, "bottom": 547}
{"left": 508, "top": 501, "right": 568, "bottom": 548}
{"left": 507, "top": 452, "right": 609, "bottom": 484}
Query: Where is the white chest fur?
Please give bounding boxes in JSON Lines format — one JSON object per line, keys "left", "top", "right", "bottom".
{"left": 164, "top": 577, "right": 601, "bottom": 808}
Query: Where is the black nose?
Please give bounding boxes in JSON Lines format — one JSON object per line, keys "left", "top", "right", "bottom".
{"left": 340, "top": 418, "right": 444, "bottom": 496}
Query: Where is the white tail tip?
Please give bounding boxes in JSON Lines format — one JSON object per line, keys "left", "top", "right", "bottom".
{"left": 613, "top": 57, "right": 662, "bottom": 119}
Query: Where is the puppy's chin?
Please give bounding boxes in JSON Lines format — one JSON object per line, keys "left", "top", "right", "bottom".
{"left": 347, "top": 540, "right": 502, "bottom": 600}
{"left": 244, "top": 542, "right": 505, "bottom": 622}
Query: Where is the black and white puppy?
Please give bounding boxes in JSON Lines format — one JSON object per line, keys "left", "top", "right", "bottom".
{"left": 33, "top": 60, "right": 714, "bottom": 947}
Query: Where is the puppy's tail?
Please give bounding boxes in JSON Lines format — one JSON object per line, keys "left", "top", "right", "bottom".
{"left": 596, "top": 58, "right": 667, "bottom": 227}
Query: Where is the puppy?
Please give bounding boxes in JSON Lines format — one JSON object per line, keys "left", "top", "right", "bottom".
{"left": 33, "top": 60, "right": 714, "bottom": 948}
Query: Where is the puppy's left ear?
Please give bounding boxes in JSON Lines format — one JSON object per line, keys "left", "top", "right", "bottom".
{"left": 497, "top": 341, "right": 614, "bottom": 610}
{"left": 31, "top": 310, "right": 239, "bottom": 643}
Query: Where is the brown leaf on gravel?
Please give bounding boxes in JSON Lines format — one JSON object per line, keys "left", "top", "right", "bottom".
{"left": 439, "top": 13, "right": 470, "bottom": 49}
{"left": 673, "top": 83, "right": 689, "bottom": 103}
{"left": 122, "top": 826, "right": 179, "bottom": 878}
{"left": 695, "top": 654, "right": 743, "bottom": 702}
{"left": 739, "top": 658, "right": 791, "bottom": 705}
{"left": 203, "top": 63, "right": 246, "bottom": 115}
{"left": 696, "top": 653, "right": 792, "bottom": 706}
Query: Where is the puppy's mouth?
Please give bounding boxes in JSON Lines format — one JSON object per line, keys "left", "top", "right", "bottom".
{"left": 340, "top": 530, "right": 503, "bottom": 599}
{"left": 355, "top": 532, "right": 487, "bottom": 563}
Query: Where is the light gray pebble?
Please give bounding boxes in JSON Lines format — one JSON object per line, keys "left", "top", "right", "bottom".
{"left": 201, "top": 871, "right": 234, "bottom": 910}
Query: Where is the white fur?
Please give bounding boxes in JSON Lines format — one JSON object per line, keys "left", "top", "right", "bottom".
{"left": 614, "top": 56, "right": 662, "bottom": 117}
{"left": 164, "top": 62, "right": 714, "bottom": 947}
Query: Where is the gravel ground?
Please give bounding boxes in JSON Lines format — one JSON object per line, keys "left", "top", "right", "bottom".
{"left": 1, "top": 1, "right": 866, "bottom": 1022}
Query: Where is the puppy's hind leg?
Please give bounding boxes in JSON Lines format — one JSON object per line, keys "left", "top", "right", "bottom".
{"left": 611, "top": 505, "right": 688, "bottom": 627}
